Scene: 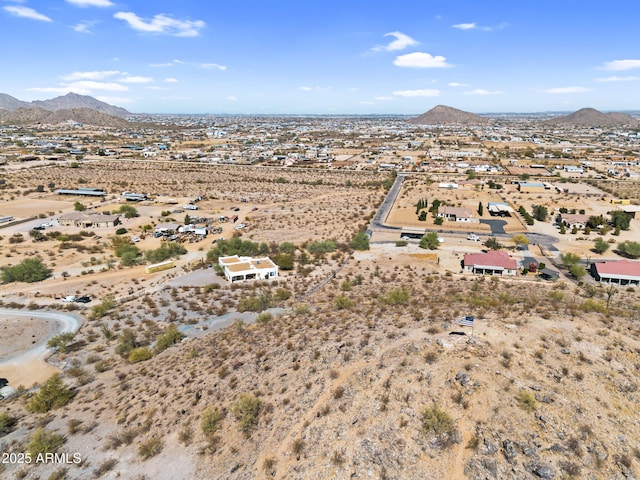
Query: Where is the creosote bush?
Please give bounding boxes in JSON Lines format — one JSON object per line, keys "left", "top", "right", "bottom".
{"left": 26, "top": 374, "right": 74, "bottom": 413}
{"left": 231, "top": 393, "right": 263, "bottom": 436}
{"left": 26, "top": 428, "right": 65, "bottom": 456}
{"left": 201, "top": 407, "right": 223, "bottom": 438}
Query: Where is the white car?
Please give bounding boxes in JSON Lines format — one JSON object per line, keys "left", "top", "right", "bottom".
{"left": 62, "top": 295, "right": 77, "bottom": 302}
{"left": 234, "top": 223, "right": 247, "bottom": 230}
{"left": 467, "top": 234, "right": 480, "bottom": 241}
{"left": 40, "top": 222, "right": 52, "bottom": 228}
{"left": 131, "top": 236, "right": 140, "bottom": 243}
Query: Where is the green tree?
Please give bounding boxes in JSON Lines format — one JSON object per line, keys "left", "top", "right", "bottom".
{"left": 419, "top": 232, "right": 440, "bottom": 250}
{"left": 145, "top": 242, "right": 187, "bottom": 263}
{"left": 593, "top": 238, "right": 610, "bottom": 254}
{"left": 351, "top": 232, "right": 370, "bottom": 251}
{"left": 560, "top": 252, "right": 581, "bottom": 267}
{"left": 484, "top": 236, "right": 502, "bottom": 250}
{"left": 116, "top": 204, "right": 138, "bottom": 219}
{"left": 155, "top": 324, "right": 185, "bottom": 353}
{"left": 569, "top": 264, "right": 587, "bottom": 279}
{"left": 477, "top": 202, "right": 483, "bottom": 216}
{"left": 617, "top": 241, "right": 640, "bottom": 258}
{"left": 26, "top": 374, "right": 74, "bottom": 413}
{"left": 434, "top": 216, "right": 444, "bottom": 225}
{"left": 1, "top": 257, "right": 52, "bottom": 283}
{"left": 532, "top": 205, "right": 548, "bottom": 222}
{"left": 610, "top": 211, "right": 631, "bottom": 230}
{"left": 115, "top": 329, "right": 138, "bottom": 358}
{"left": 278, "top": 242, "right": 296, "bottom": 254}
{"left": 510, "top": 234, "right": 530, "bottom": 248}
{"left": 73, "top": 201, "right": 86, "bottom": 211}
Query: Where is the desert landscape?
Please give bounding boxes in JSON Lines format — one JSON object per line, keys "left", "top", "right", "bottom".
{"left": 1, "top": 99, "right": 640, "bottom": 480}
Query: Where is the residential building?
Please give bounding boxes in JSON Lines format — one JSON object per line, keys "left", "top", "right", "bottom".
{"left": 59, "top": 212, "right": 120, "bottom": 228}
{"left": 590, "top": 260, "right": 640, "bottom": 286}
{"left": 437, "top": 206, "right": 474, "bottom": 222}
{"left": 463, "top": 251, "right": 518, "bottom": 276}
{"left": 218, "top": 255, "right": 279, "bottom": 282}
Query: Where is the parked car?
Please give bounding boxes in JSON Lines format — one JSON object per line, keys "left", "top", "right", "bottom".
{"left": 74, "top": 296, "right": 91, "bottom": 303}
{"left": 62, "top": 295, "right": 77, "bottom": 302}
{"left": 131, "top": 236, "right": 140, "bottom": 243}
{"left": 467, "top": 234, "right": 480, "bottom": 241}
{"left": 40, "top": 222, "right": 52, "bottom": 228}
{"left": 234, "top": 223, "right": 247, "bottom": 230}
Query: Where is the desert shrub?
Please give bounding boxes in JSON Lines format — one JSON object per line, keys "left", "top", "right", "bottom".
{"left": 128, "top": 347, "right": 153, "bottom": 363}
{"left": 206, "top": 237, "right": 260, "bottom": 262}
{"left": 155, "top": 324, "right": 185, "bottom": 353}
{"left": 351, "top": 231, "right": 370, "bottom": 251}
{"left": 273, "top": 288, "right": 292, "bottom": 301}
{"left": 421, "top": 404, "right": 455, "bottom": 436}
{"left": 26, "top": 374, "right": 74, "bottom": 413}
{"left": 201, "top": 407, "right": 223, "bottom": 438}
{"left": 334, "top": 294, "right": 354, "bottom": 310}
{"left": 381, "top": 287, "right": 411, "bottom": 306}
{"left": 138, "top": 437, "right": 163, "bottom": 460}
{"left": 115, "top": 329, "right": 138, "bottom": 358}
{"left": 115, "top": 205, "right": 138, "bottom": 218}
{"left": 278, "top": 242, "right": 296, "bottom": 254}
{"left": 1, "top": 257, "right": 52, "bottom": 284}
{"left": 26, "top": 428, "right": 65, "bottom": 456}
{"left": 580, "top": 299, "right": 606, "bottom": 313}
{"left": 231, "top": 393, "right": 263, "bottom": 436}
{"left": 89, "top": 295, "right": 116, "bottom": 320}
{"left": 306, "top": 240, "right": 337, "bottom": 255}
{"left": 272, "top": 253, "right": 294, "bottom": 270}
{"left": 617, "top": 241, "right": 640, "bottom": 258}
{"left": 115, "top": 227, "right": 127, "bottom": 235}
{"left": 237, "top": 293, "right": 272, "bottom": 312}
{"left": 516, "top": 390, "right": 537, "bottom": 412}
{"left": 292, "top": 438, "right": 305, "bottom": 459}
{"left": 145, "top": 242, "right": 187, "bottom": 263}
{"left": 256, "top": 312, "right": 273, "bottom": 325}
{"left": 46, "top": 333, "right": 76, "bottom": 353}
{"left": 93, "top": 458, "right": 118, "bottom": 477}
{"left": 0, "top": 412, "right": 18, "bottom": 436}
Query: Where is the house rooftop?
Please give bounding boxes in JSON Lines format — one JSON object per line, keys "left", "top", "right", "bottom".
{"left": 463, "top": 250, "right": 517, "bottom": 270}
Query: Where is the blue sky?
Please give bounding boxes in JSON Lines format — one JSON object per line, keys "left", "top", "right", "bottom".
{"left": 2, "top": 0, "right": 640, "bottom": 114}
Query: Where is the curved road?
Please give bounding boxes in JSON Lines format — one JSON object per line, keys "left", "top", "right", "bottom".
{"left": 0, "top": 308, "right": 83, "bottom": 367}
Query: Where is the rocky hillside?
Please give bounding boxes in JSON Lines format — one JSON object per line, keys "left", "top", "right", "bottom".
{"left": 409, "top": 105, "right": 490, "bottom": 125}
{"left": 1, "top": 253, "right": 639, "bottom": 480}
{"left": 0, "top": 92, "right": 129, "bottom": 117}
{"left": 0, "top": 107, "right": 129, "bottom": 127}
{"left": 543, "top": 108, "right": 640, "bottom": 126}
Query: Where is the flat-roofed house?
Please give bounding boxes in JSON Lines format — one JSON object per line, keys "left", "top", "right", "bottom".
{"left": 463, "top": 250, "right": 518, "bottom": 276}
{"left": 437, "top": 206, "right": 474, "bottom": 222}
{"left": 218, "top": 255, "right": 279, "bottom": 283}
{"left": 591, "top": 260, "right": 640, "bottom": 286}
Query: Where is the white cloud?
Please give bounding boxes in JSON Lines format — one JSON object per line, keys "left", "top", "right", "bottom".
{"left": 464, "top": 89, "right": 501, "bottom": 95}
{"left": 146, "top": 86, "right": 168, "bottom": 90}
{"left": 114, "top": 11, "right": 205, "bottom": 37}
{"left": 448, "top": 82, "right": 470, "bottom": 87}
{"left": 539, "top": 86, "right": 592, "bottom": 94}
{"left": 67, "top": 80, "right": 129, "bottom": 91}
{"left": 3, "top": 5, "right": 52, "bottom": 22}
{"left": 372, "top": 31, "right": 418, "bottom": 52}
{"left": 227, "top": 96, "right": 237, "bottom": 101}
{"left": 200, "top": 63, "right": 227, "bottom": 71}
{"left": 601, "top": 59, "right": 640, "bottom": 71}
{"left": 150, "top": 62, "right": 175, "bottom": 67}
{"left": 72, "top": 21, "right": 97, "bottom": 33}
{"left": 453, "top": 23, "right": 476, "bottom": 30}
{"left": 66, "top": 0, "right": 113, "bottom": 7}
{"left": 62, "top": 70, "right": 120, "bottom": 81}
{"left": 299, "top": 86, "right": 312, "bottom": 91}
{"left": 360, "top": 101, "right": 374, "bottom": 105}
{"left": 393, "top": 89, "right": 441, "bottom": 97}
{"left": 164, "top": 78, "right": 178, "bottom": 83}
{"left": 120, "top": 76, "right": 153, "bottom": 84}
{"left": 595, "top": 75, "right": 638, "bottom": 82}
{"left": 27, "top": 87, "right": 73, "bottom": 94}
{"left": 374, "top": 96, "right": 394, "bottom": 101}
{"left": 394, "top": 52, "right": 450, "bottom": 68}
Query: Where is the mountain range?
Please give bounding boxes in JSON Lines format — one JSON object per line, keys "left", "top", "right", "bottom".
{"left": 0, "top": 92, "right": 130, "bottom": 117}
{"left": 411, "top": 105, "right": 640, "bottom": 127}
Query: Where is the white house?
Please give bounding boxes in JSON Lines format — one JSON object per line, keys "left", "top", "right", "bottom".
{"left": 218, "top": 255, "right": 279, "bottom": 283}
{"left": 437, "top": 206, "right": 474, "bottom": 222}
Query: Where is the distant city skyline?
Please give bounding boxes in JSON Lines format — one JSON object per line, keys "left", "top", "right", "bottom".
{"left": 2, "top": 0, "right": 640, "bottom": 114}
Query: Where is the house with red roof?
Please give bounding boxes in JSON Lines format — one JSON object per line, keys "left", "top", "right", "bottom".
{"left": 463, "top": 250, "right": 518, "bottom": 276}
{"left": 590, "top": 259, "right": 640, "bottom": 286}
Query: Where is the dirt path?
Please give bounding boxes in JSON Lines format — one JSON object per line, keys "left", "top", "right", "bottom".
{"left": 0, "top": 308, "right": 83, "bottom": 387}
